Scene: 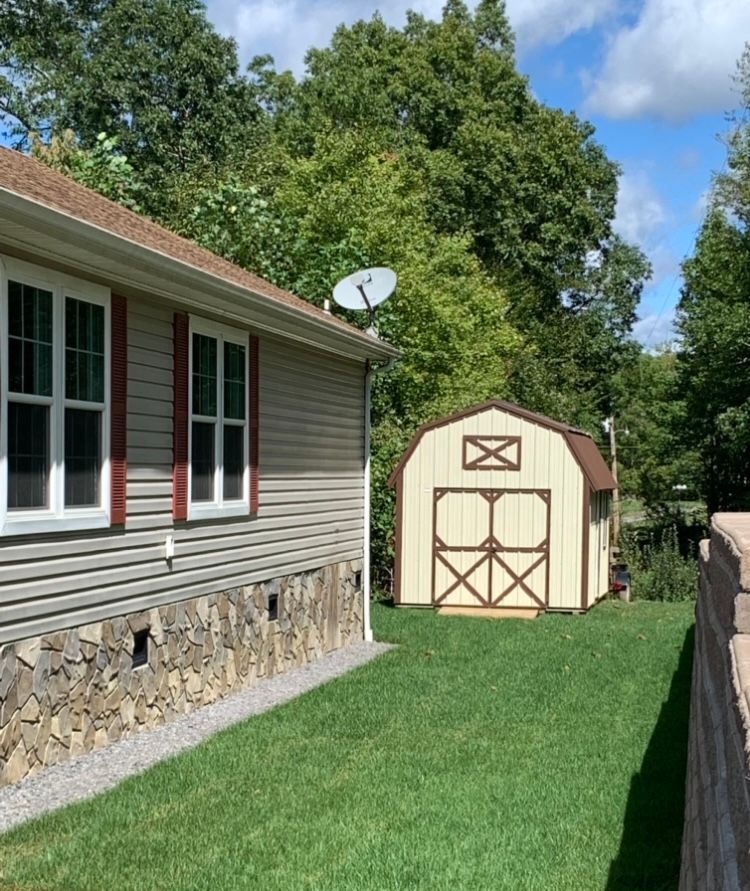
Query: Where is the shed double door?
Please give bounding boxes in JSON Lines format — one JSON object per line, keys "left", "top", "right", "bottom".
{"left": 432, "top": 488, "right": 550, "bottom": 608}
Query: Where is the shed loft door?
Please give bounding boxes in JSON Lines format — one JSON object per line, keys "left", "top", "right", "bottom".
{"left": 432, "top": 488, "right": 550, "bottom": 609}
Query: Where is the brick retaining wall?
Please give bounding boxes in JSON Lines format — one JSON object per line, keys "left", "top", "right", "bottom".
{"left": 680, "top": 515, "right": 750, "bottom": 889}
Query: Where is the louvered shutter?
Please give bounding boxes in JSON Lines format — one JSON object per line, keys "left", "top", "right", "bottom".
{"left": 249, "top": 334, "right": 259, "bottom": 515}
{"left": 173, "top": 312, "right": 189, "bottom": 520}
{"left": 110, "top": 295, "right": 128, "bottom": 525}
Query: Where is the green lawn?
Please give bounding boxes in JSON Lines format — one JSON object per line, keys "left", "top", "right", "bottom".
{"left": 0, "top": 601, "right": 694, "bottom": 891}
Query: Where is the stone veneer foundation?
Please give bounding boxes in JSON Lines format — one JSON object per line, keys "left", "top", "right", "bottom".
{"left": 0, "top": 559, "right": 363, "bottom": 787}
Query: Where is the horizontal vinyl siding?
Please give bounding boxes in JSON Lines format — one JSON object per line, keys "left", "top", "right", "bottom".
{"left": 0, "top": 301, "right": 365, "bottom": 643}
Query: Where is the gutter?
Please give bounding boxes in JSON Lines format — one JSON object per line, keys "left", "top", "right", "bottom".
{"left": 362, "top": 355, "right": 399, "bottom": 642}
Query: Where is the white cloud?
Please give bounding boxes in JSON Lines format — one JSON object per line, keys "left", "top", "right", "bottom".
{"left": 614, "top": 168, "right": 669, "bottom": 247}
{"left": 632, "top": 307, "right": 678, "bottom": 348}
{"left": 614, "top": 167, "right": 684, "bottom": 345}
{"left": 207, "top": 0, "right": 444, "bottom": 74}
{"left": 506, "top": 0, "right": 616, "bottom": 51}
{"left": 691, "top": 187, "right": 712, "bottom": 221}
{"left": 585, "top": 0, "right": 750, "bottom": 121}
{"left": 677, "top": 148, "right": 701, "bottom": 170}
{"left": 648, "top": 244, "right": 681, "bottom": 289}
{"left": 206, "top": 0, "right": 621, "bottom": 74}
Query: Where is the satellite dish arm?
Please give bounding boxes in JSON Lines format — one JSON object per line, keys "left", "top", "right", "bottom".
{"left": 355, "top": 283, "right": 374, "bottom": 314}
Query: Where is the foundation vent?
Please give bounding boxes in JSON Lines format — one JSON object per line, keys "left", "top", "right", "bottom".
{"left": 132, "top": 628, "right": 149, "bottom": 668}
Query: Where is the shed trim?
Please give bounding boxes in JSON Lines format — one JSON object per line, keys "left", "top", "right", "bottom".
{"left": 462, "top": 435, "right": 521, "bottom": 471}
{"left": 581, "top": 485, "right": 590, "bottom": 609}
{"left": 394, "top": 477, "right": 404, "bottom": 605}
{"left": 388, "top": 400, "right": 615, "bottom": 492}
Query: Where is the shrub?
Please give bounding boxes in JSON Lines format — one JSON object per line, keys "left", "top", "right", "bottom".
{"left": 622, "top": 524, "right": 699, "bottom": 602}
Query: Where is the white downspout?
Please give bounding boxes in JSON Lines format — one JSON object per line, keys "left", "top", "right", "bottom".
{"left": 363, "top": 356, "right": 397, "bottom": 642}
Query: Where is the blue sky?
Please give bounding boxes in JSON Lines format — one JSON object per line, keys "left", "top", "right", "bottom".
{"left": 204, "top": 0, "right": 750, "bottom": 347}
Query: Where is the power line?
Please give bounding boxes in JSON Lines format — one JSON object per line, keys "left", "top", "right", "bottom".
{"left": 642, "top": 269, "right": 682, "bottom": 350}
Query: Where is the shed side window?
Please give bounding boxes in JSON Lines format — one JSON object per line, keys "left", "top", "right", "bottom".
{"left": 188, "top": 318, "right": 250, "bottom": 519}
{"left": 1, "top": 256, "right": 111, "bottom": 535}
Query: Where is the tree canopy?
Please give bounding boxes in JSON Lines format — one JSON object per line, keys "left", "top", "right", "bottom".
{"left": 0, "top": 0, "right": 262, "bottom": 213}
{"left": 257, "top": 3, "right": 622, "bottom": 305}
{"left": 677, "top": 44, "right": 750, "bottom": 513}
{"left": 613, "top": 348, "right": 700, "bottom": 508}
{"left": 0, "top": 0, "right": 655, "bottom": 581}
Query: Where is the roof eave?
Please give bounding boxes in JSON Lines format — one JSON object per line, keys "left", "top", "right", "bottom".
{"left": 0, "top": 188, "right": 401, "bottom": 363}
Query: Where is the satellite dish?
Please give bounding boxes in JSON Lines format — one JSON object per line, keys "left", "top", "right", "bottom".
{"left": 333, "top": 266, "right": 396, "bottom": 315}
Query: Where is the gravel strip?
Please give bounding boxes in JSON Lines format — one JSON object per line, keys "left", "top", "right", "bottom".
{"left": 0, "top": 640, "right": 393, "bottom": 834}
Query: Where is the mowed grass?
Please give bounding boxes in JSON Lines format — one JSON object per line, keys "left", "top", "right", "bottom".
{"left": 0, "top": 600, "right": 694, "bottom": 891}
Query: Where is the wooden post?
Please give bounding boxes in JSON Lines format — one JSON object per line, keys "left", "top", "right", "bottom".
{"left": 609, "top": 415, "right": 620, "bottom": 547}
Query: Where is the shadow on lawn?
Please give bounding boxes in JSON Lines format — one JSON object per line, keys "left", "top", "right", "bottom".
{"left": 605, "top": 624, "right": 694, "bottom": 891}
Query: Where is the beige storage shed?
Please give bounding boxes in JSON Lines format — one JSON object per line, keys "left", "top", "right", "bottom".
{"left": 388, "top": 400, "right": 616, "bottom": 613}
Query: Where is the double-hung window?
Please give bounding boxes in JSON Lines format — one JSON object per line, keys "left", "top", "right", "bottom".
{"left": 189, "top": 319, "right": 248, "bottom": 518}
{"left": 0, "top": 257, "right": 110, "bottom": 535}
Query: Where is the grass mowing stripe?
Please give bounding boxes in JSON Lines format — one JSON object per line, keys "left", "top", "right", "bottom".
{"left": 0, "top": 600, "right": 693, "bottom": 890}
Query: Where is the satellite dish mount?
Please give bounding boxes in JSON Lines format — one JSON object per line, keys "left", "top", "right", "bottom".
{"left": 353, "top": 274, "right": 375, "bottom": 314}
{"left": 332, "top": 267, "right": 397, "bottom": 336}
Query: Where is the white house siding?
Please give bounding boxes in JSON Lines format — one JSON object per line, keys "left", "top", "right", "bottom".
{"left": 398, "top": 406, "right": 584, "bottom": 610}
{"left": 0, "top": 297, "right": 365, "bottom": 644}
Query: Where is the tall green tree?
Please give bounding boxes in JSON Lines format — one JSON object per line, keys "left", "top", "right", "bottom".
{"left": 613, "top": 348, "right": 700, "bottom": 508}
{"left": 0, "top": 0, "right": 262, "bottom": 214}
{"left": 248, "top": 1, "right": 646, "bottom": 427}
{"left": 677, "top": 44, "right": 750, "bottom": 513}
{"left": 2, "top": 0, "right": 650, "bottom": 579}
{"left": 679, "top": 212, "right": 750, "bottom": 512}
{"left": 260, "top": 2, "right": 619, "bottom": 301}
{"left": 186, "top": 1, "right": 649, "bottom": 576}
{"left": 184, "top": 130, "right": 523, "bottom": 580}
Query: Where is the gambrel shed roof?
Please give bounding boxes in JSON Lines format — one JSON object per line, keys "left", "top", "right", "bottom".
{"left": 389, "top": 400, "right": 616, "bottom": 491}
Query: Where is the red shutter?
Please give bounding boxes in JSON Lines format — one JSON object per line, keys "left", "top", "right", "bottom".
{"left": 110, "top": 295, "right": 128, "bottom": 525}
{"left": 249, "top": 334, "right": 259, "bottom": 515}
{"left": 173, "top": 312, "right": 189, "bottom": 521}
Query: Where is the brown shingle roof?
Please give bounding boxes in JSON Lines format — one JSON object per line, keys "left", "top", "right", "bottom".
{"left": 388, "top": 399, "right": 616, "bottom": 491}
{"left": 0, "top": 147, "right": 371, "bottom": 342}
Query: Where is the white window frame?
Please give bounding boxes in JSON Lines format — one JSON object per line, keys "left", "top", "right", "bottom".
{"left": 188, "top": 316, "right": 249, "bottom": 520}
{"left": 0, "top": 255, "right": 111, "bottom": 536}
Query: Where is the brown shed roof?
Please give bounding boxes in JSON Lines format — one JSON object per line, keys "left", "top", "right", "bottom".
{"left": 388, "top": 399, "right": 616, "bottom": 491}
{"left": 564, "top": 430, "right": 617, "bottom": 492}
{"left": 0, "top": 147, "right": 388, "bottom": 350}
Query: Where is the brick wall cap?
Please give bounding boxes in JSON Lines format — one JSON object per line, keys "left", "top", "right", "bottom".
{"left": 713, "top": 513, "right": 750, "bottom": 592}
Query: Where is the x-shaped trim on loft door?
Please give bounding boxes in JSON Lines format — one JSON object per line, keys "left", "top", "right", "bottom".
{"left": 462, "top": 435, "right": 522, "bottom": 471}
